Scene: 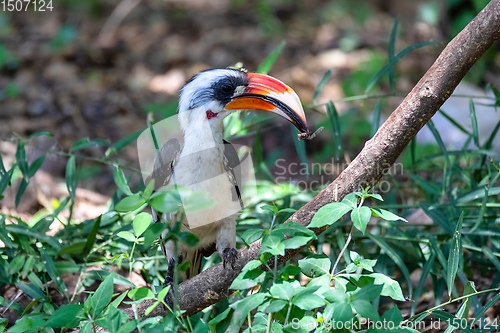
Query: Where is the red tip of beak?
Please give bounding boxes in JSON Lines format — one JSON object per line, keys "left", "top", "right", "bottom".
{"left": 245, "top": 73, "right": 293, "bottom": 95}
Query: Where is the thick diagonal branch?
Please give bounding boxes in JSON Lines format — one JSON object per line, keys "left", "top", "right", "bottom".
{"left": 133, "top": 0, "right": 500, "bottom": 319}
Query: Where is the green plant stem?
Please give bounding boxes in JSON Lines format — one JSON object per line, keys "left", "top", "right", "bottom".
{"left": 132, "top": 304, "right": 143, "bottom": 333}
{"left": 70, "top": 268, "right": 85, "bottom": 303}
{"left": 129, "top": 240, "right": 137, "bottom": 278}
{"left": 284, "top": 302, "right": 292, "bottom": 326}
{"left": 248, "top": 312, "right": 252, "bottom": 333}
{"left": 266, "top": 312, "right": 272, "bottom": 333}
{"left": 331, "top": 231, "right": 352, "bottom": 275}
{"left": 407, "top": 287, "right": 500, "bottom": 322}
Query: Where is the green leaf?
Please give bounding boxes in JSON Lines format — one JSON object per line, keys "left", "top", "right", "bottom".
{"left": 110, "top": 292, "right": 128, "bottom": 309}
{"left": 260, "top": 232, "right": 285, "bottom": 256}
{"left": 128, "top": 287, "right": 154, "bottom": 300}
{"left": 143, "top": 222, "right": 166, "bottom": 248}
{"left": 113, "top": 165, "right": 133, "bottom": 196}
{"left": 274, "top": 222, "right": 316, "bottom": 238}
{"left": 257, "top": 40, "right": 286, "bottom": 74}
{"left": 292, "top": 293, "right": 325, "bottom": 311}
{"left": 91, "top": 273, "right": 115, "bottom": 318}
{"left": 309, "top": 202, "right": 351, "bottom": 228}
{"left": 133, "top": 212, "right": 151, "bottom": 237}
{"left": 148, "top": 191, "right": 181, "bottom": 213}
{"left": 382, "top": 305, "right": 404, "bottom": 326}
{"left": 84, "top": 215, "right": 101, "bottom": 257}
{"left": 16, "top": 141, "right": 29, "bottom": 182}
{"left": 46, "top": 304, "right": 83, "bottom": 328}
{"left": 270, "top": 281, "right": 295, "bottom": 301}
{"left": 282, "top": 236, "right": 312, "bottom": 250}
{"left": 298, "top": 254, "right": 330, "bottom": 278}
{"left": 351, "top": 206, "right": 371, "bottom": 234}
{"left": 66, "top": 155, "right": 76, "bottom": 200}
{"left": 179, "top": 232, "right": 199, "bottom": 247}
{"left": 115, "top": 194, "right": 147, "bottom": 212}
{"left": 351, "top": 299, "right": 379, "bottom": 321}
{"left": 15, "top": 179, "right": 28, "bottom": 207}
{"left": 15, "top": 281, "right": 45, "bottom": 299}
{"left": 230, "top": 266, "right": 265, "bottom": 290}
{"left": 105, "top": 129, "right": 142, "bottom": 158}
{"left": 264, "top": 299, "right": 287, "bottom": 313}
{"left": 28, "top": 155, "right": 45, "bottom": 177}
{"left": 42, "top": 251, "right": 68, "bottom": 298}
{"left": 351, "top": 284, "right": 383, "bottom": 302}
{"left": 312, "top": 70, "right": 331, "bottom": 104}
{"left": 228, "top": 293, "right": 267, "bottom": 332}
{"left": 371, "top": 207, "right": 407, "bottom": 222}
{"left": 28, "top": 131, "right": 54, "bottom": 139}
{"left": 57, "top": 241, "right": 86, "bottom": 255}
{"left": 0, "top": 168, "right": 14, "bottom": 197}
{"left": 447, "top": 212, "right": 463, "bottom": 297}
{"left": 330, "top": 302, "right": 353, "bottom": 323}
{"left": 7, "top": 255, "right": 25, "bottom": 275}
{"left": 70, "top": 137, "right": 108, "bottom": 153}
{"left": 342, "top": 192, "right": 359, "bottom": 208}
{"left": 241, "top": 228, "right": 264, "bottom": 246}
{"left": 117, "top": 231, "right": 136, "bottom": 242}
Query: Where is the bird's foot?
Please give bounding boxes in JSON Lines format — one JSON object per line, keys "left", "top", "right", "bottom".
{"left": 162, "top": 258, "right": 175, "bottom": 309}
{"left": 222, "top": 248, "right": 238, "bottom": 270}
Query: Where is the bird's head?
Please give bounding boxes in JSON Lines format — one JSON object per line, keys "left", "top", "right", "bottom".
{"left": 178, "top": 68, "right": 309, "bottom": 135}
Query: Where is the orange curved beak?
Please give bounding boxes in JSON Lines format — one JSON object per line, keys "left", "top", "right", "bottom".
{"left": 224, "top": 73, "right": 309, "bottom": 134}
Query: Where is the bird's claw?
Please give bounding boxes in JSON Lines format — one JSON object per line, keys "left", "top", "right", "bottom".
{"left": 222, "top": 248, "right": 238, "bottom": 270}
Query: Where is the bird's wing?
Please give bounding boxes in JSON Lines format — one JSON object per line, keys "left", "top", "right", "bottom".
{"left": 151, "top": 138, "right": 181, "bottom": 190}
{"left": 223, "top": 140, "right": 243, "bottom": 208}
{"left": 148, "top": 138, "right": 181, "bottom": 224}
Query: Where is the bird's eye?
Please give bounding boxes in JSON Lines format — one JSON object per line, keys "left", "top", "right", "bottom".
{"left": 221, "top": 84, "right": 233, "bottom": 94}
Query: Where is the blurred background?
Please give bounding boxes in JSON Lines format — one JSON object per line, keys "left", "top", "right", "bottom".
{"left": 0, "top": 0, "right": 499, "bottom": 214}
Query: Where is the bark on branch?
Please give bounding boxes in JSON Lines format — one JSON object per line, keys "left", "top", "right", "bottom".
{"left": 130, "top": 0, "right": 500, "bottom": 319}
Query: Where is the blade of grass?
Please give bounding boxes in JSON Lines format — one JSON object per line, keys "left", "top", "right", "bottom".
{"left": 370, "top": 99, "right": 382, "bottom": 137}
{"left": 257, "top": 40, "right": 286, "bottom": 75}
{"left": 312, "top": 70, "right": 331, "bottom": 105}
{"left": 420, "top": 202, "right": 455, "bottom": 236}
{"left": 388, "top": 18, "right": 399, "bottom": 92}
{"left": 438, "top": 109, "right": 471, "bottom": 135}
{"left": 367, "top": 233, "right": 413, "bottom": 298}
{"left": 326, "top": 101, "right": 342, "bottom": 160}
{"left": 83, "top": 215, "right": 101, "bottom": 258}
{"left": 482, "top": 119, "right": 500, "bottom": 150}
{"left": 446, "top": 212, "right": 464, "bottom": 298}
{"left": 291, "top": 125, "right": 308, "bottom": 177}
{"left": 427, "top": 119, "right": 451, "bottom": 199}
{"left": 469, "top": 99, "right": 480, "bottom": 147}
{"left": 16, "top": 141, "right": 29, "bottom": 183}
{"left": 105, "top": 129, "right": 143, "bottom": 158}
{"left": 482, "top": 246, "right": 500, "bottom": 272}
{"left": 65, "top": 155, "right": 76, "bottom": 200}
{"left": 365, "top": 40, "right": 439, "bottom": 92}
{"left": 411, "top": 252, "right": 435, "bottom": 316}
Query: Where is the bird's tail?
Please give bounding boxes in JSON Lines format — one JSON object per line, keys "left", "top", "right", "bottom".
{"left": 187, "top": 250, "right": 203, "bottom": 279}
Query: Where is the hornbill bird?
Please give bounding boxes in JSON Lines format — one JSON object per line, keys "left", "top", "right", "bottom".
{"left": 150, "top": 68, "right": 309, "bottom": 288}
